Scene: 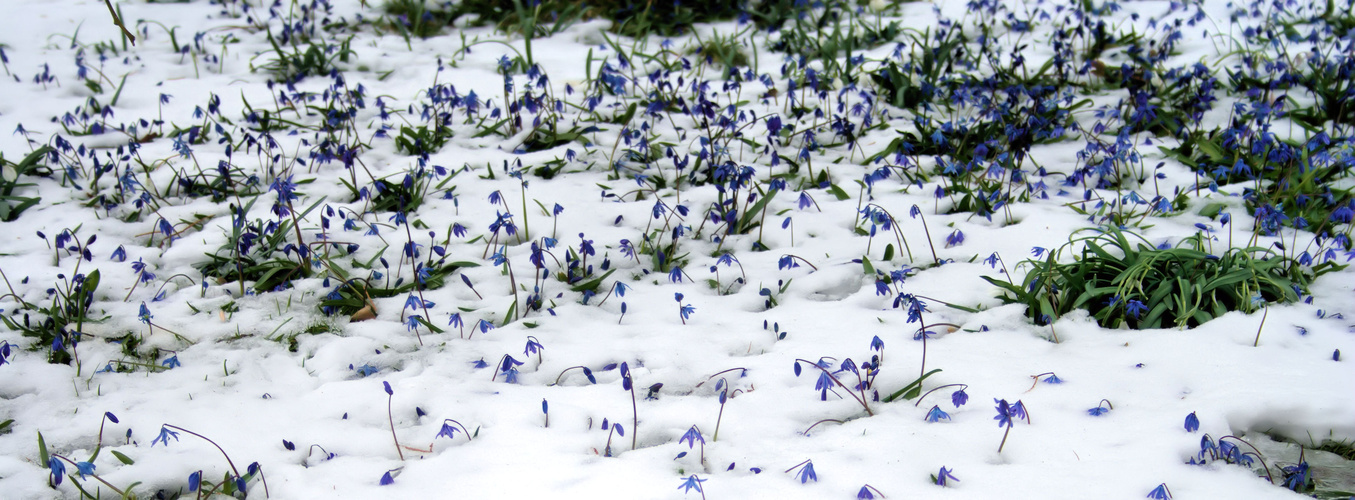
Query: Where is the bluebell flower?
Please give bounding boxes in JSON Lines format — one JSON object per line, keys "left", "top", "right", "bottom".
{"left": 436, "top": 421, "right": 461, "bottom": 440}
{"left": 1146, "top": 483, "right": 1172, "bottom": 499}
{"left": 1031, "top": 246, "right": 1047, "bottom": 258}
{"left": 152, "top": 426, "right": 180, "bottom": 446}
{"left": 139, "top": 303, "right": 152, "bottom": 324}
{"left": 1126, "top": 299, "right": 1149, "bottom": 318}
{"left": 1043, "top": 373, "right": 1064, "bottom": 384}
{"left": 668, "top": 266, "right": 685, "bottom": 283}
{"left": 476, "top": 319, "right": 495, "bottom": 334}
{"left": 814, "top": 371, "right": 835, "bottom": 401}
{"left": 1281, "top": 461, "right": 1311, "bottom": 491}
{"left": 75, "top": 461, "right": 95, "bottom": 479}
{"left": 404, "top": 315, "right": 422, "bottom": 331}
{"left": 679, "top": 426, "right": 704, "bottom": 448}
{"left": 925, "top": 405, "right": 951, "bottom": 422}
{"left": 945, "top": 229, "right": 964, "bottom": 247}
{"left": 1088, "top": 406, "right": 1110, "bottom": 416}
{"left": 354, "top": 363, "right": 378, "bottom": 376}
{"left": 380, "top": 469, "right": 396, "bottom": 485}
{"left": 404, "top": 294, "right": 424, "bottom": 311}
{"left": 1184, "top": 412, "right": 1199, "bottom": 432}
{"left": 677, "top": 474, "right": 706, "bottom": 494}
{"left": 524, "top": 336, "right": 544, "bottom": 358}
{"left": 870, "top": 336, "right": 884, "bottom": 352}
{"left": 110, "top": 245, "right": 126, "bottom": 262}
{"left": 448, "top": 313, "right": 463, "bottom": 328}
{"left": 161, "top": 355, "right": 180, "bottom": 369}
{"left": 857, "top": 485, "right": 878, "bottom": 499}
{"left": 383, "top": 381, "right": 393, "bottom": 395}
{"left": 952, "top": 389, "right": 969, "bottom": 407}
{"left": 795, "top": 461, "right": 817, "bottom": 483}
{"left": 48, "top": 457, "right": 66, "bottom": 485}
{"left": 935, "top": 466, "right": 958, "bottom": 486}
{"left": 189, "top": 470, "right": 202, "bottom": 491}
{"left": 994, "top": 399, "right": 1014, "bottom": 427}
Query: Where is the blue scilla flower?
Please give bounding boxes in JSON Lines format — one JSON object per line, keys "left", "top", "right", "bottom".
{"left": 679, "top": 426, "right": 704, "bottom": 449}
{"left": 677, "top": 474, "right": 706, "bottom": 495}
{"left": 935, "top": 466, "right": 958, "bottom": 486}
{"left": 1146, "top": 483, "right": 1172, "bottom": 499}
{"left": 48, "top": 457, "right": 66, "bottom": 485}
{"left": 952, "top": 388, "right": 969, "bottom": 407}
{"left": 925, "top": 405, "right": 951, "bottom": 422}
{"left": 1184, "top": 412, "right": 1199, "bottom": 432}
{"left": 152, "top": 425, "right": 180, "bottom": 446}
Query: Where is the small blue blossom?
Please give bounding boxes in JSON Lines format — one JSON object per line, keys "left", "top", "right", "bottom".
{"left": 1126, "top": 299, "right": 1149, "bottom": 318}
{"left": 677, "top": 474, "right": 706, "bottom": 494}
{"left": 951, "top": 388, "right": 969, "bottom": 407}
{"left": 935, "top": 466, "right": 958, "bottom": 486}
{"left": 1184, "top": 412, "right": 1199, "bottom": 432}
{"left": 925, "top": 405, "right": 951, "bottom": 422}
{"left": 75, "top": 461, "right": 95, "bottom": 479}
{"left": 1146, "top": 483, "right": 1172, "bottom": 499}
{"left": 161, "top": 355, "right": 181, "bottom": 369}
{"left": 48, "top": 457, "right": 66, "bottom": 485}
{"left": 152, "top": 426, "right": 180, "bottom": 446}
{"left": 679, "top": 426, "right": 704, "bottom": 448}
{"left": 794, "top": 461, "right": 817, "bottom": 483}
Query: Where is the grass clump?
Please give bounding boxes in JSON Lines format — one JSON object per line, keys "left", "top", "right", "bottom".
{"left": 984, "top": 225, "right": 1338, "bottom": 330}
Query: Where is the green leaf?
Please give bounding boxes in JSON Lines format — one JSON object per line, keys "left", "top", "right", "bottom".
{"left": 38, "top": 431, "right": 49, "bottom": 465}
{"left": 110, "top": 450, "right": 135, "bottom": 465}
{"left": 883, "top": 368, "right": 942, "bottom": 402}
{"left": 827, "top": 184, "right": 851, "bottom": 201}
{"left": 883, "top": 244, "right": 895, "bottom": 262}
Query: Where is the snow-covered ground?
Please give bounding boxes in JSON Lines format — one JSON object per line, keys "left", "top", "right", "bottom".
{"left": 0, "top": 0, "right": 1352, "bottom": 498}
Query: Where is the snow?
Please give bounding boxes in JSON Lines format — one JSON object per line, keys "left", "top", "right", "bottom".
{"left": 0, "top": 0, "right": 1351, "bottom": 498}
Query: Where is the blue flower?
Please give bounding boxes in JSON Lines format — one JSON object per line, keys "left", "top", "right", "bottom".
{"left": 75, "top": 461, "right": 95, "bottom": 479}
{"left": 524, "top": 336, "right": 545, "bottom": 357}
{"left": 994, "top": 399, "right": 1014, "bottom": 427}
{"left": 680, "top": 304, "right": 696, "bottom": 322}
{"left": 404, "top": 315, "right": 422, "bottom": 331}
{"left": 795, "top": 461, "right": 817, "bottom": 483}
{"left": 668, "top": 266, "right": 684, "bottom": 283}
{"left": 1184, "top": 412, "right": 1199, "bottom": 432}
{"left": 48, "top": 457, "right": 66, "bottom": 485}
{"left": 1088, "top": 406, "right": 1110, "bottom": 416}
{"left": 404, "top": 294, "right": 424, "bottom": 311}
{"left": 383, "top": 381, "right": 394, "bottom": 395}
{"left": 814, "top": 370, "right": 835, "bottom": 401}
{"left": 110, "top": 245, "right": 126, "bottom": 262}
{"left": 1126, "top": 299, "right": 1149, "bottom": 318}
{"left": 679, "top": 426, "right": 704, "bottom": 448}
{"left": 1146, "top": 483, "right": 1172, "bottom": 499}
{"left": 945, "top": 229, "right": 964, "bottom": 247}
{"left": 925, "top": 405, "right": 951, "bottom": 422}
{"left": 436, "top": 421, "right": 461, "bottom": 440}
{"left": 951, "top": 389, "right": 969, "bottom": 407}
{"left": 189, "top": 470, "right": 202, "bottom": 491}
{"left": 1031, "top": 246, "right": 1047, "bottom": 258}
{"left": 935, "top": 466, "right": 959, "bottom": 486}
{"left": 677, "top": 474, "right": 706, "bottom": 494}
{"left": 138, "top": 303, "right": 152, "bottom": 324}
{"left": 380, "top": 469, "right": 396, "bottom": 485}
{"left": 1043, "top": 373, "right": 1064, "bottom": 384}
{"left": 161, "top": 355, "right": 180, "bottom": 369}
{"left": 1282, "top": 461, "right": 1311, "bottom": 491}
{"left": 152, "top": 426, "right": 180, "bottom": 446}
